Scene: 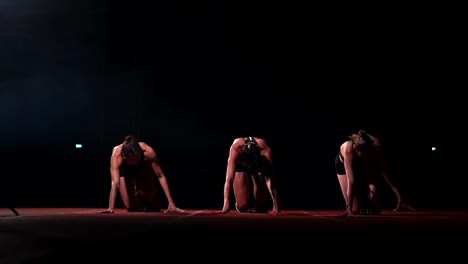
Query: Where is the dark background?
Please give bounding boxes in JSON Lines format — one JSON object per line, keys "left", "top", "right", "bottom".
{"left": 0, "top": 1, "right": 464, "bottom": 210}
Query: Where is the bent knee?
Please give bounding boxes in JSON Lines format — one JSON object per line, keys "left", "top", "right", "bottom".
{"left": 235, "top": 201, "right": 249, "bottom": 212}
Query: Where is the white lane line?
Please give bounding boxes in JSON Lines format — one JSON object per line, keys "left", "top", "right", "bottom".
{"left": 167, "top": 210, "right": 210, "bottom": 224}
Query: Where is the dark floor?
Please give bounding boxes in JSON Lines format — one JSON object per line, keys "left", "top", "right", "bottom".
{"left": 1, "top": 207, "right": 467, "bottom": 263}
